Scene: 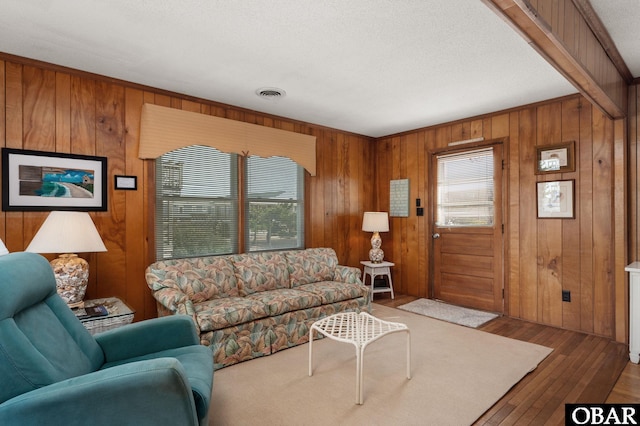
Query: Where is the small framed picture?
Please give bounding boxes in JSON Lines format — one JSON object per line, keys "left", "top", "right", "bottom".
{"left": 537, "top": 180, "right": 575, "bottom": 219}
{"left": 535, "top": 141, "right": 575, "bottom": 174}
{"left": 114, "top": 175, "right": 137, "bottom": 190}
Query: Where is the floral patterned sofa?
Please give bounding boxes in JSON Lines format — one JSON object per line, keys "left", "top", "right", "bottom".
{"left": 145, "top": 248, "right": 370, "bottom": 369}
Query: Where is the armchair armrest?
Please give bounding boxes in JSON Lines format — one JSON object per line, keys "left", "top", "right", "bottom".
{"left": 95, "top": 315, "right": 200, "bottom": 363}
{"left": 0, "top": 358, "right": 200, "bottom": 426}
{"left": 334, "top": 265, "right": 363, "bottom": 284}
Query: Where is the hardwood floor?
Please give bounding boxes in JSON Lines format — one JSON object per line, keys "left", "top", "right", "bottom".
{"left": 373, "top": 294, "right": 634, "bottom": 426}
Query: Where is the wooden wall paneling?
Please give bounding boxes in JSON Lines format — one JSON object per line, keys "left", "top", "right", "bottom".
{"left": 508, "top": 111, "right": 521, "bottom": 317}
{"left": 518, "top": 107, "right": 538, "bottom": 322}
{"left": 416, "top": 130, "right": 428, "bottom": 298}
{"left": 390, "top": 136, "right": 402, "bottom": 292}
{"left": 614, "top": 118, "right": 628, "bottom": 343}
{"left": 5, "top": 62, "right": 24, "bottom": 253}
{"left": 631, "top": 85, "right": 639, "bottom": 260}
{"left": 579, "top": 100, "right": 595, "bottom": 333}
{"left": 591, "top": 108, "right": 614, "bottom": 337}
{"left": 560, "top": 98, "right": 582, "bottom": 331}
{"left": 325, "top": 131, "right": 338, "bottom": 253}
{"left": 123, "top": 87, "right": 148, "bottom": 318}
{"left": 536, "top": 102, "right": 564, "bottom": 327}
{"left": 490, "top": 114, "right": 509, "bottom": 139}
{"left": 335, "top": 132, "right": 347, "bottom": 262}
{"left": 346, "top": 134, "right": 362, "bottom": 268}
{"left": 94, "top": 81, "right": 126, "bottom": 300}
{"left": 404, "top": 132, "right": 420, "bottom": 295}
{"left": 22, "top": 66, "right": 56, "bottom": 256}
{"left": 142, "top": 91, "right": 157, "bottom": 318}
{"left": 55, "top": 73, "right": 71, "bottom": 153}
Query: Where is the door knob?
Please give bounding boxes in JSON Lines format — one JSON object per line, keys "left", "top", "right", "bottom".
{"left": 432, "top": 233, "right": 440, "bottom": 239}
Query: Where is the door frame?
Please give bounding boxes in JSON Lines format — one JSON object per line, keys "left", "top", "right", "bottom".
{"left": 427, "top": 138, "right": 509, "bottom": 314}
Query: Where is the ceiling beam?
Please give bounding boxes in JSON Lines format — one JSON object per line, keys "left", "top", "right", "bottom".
{"left": 482, "top": 0, "right": 627, "bottom": 119}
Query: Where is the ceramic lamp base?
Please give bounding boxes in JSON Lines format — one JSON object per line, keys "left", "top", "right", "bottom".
{"left": 50, "top": 253, "right": 88, "bottom": 307}
{"left": 369, "top": 231, "right": 385, "bottom": 263}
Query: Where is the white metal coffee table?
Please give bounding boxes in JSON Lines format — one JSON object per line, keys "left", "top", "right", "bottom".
{"left": 308, "top": 311, "right": 411, "bottom": 404}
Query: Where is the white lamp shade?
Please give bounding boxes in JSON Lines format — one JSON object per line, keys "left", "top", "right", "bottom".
{"left": 26, "top": 211, "right": 107, "bottom": 254}
{"left": 0, "top": 238, "right": 8, "bottom": 256}
{"left": 362, "top": 212, "right": 389, "bottom": 232}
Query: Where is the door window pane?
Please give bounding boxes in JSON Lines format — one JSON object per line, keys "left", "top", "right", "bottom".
{"left": 436, "top": 147, "right": 494, "bottom": 227}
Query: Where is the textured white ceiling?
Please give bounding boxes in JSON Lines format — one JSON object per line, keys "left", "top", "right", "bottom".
{"left": 0, "top": 1, "right": 633, "bottom": 137}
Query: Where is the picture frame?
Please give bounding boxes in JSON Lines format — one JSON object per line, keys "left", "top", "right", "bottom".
{"left": 535, "top": 141, "right": 575, "bottom": 174}
{"left": 2, "top": 148, "right": 108, "bottom": 211}
{"left": 114, "top": 175, "right": 137, "bottom": 190}
{"left": 536, "top": 179, "right": 575, "bottom": 219}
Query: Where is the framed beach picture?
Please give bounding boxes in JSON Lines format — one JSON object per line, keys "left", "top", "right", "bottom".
{"left": 535, "top": 141, "right": 575, "bottom": 174}
{"left": 2, "top": 148, "right": 108, "bottom": 211}
{"left": 536, "top": 179, "right": 575, "bottom": 219}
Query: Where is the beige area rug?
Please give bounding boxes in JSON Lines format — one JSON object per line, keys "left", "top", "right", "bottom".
{"left": 398, "top": 298, "right": 499, "bottom": 328}
{"left": 209, "top": 305, "right": 552, "bottom": 426}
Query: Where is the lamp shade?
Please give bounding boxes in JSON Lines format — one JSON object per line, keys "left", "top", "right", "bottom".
{"left": 0, "top": 239, "right": 8, "bottom": 256}
{"left": 26, "top": 211, "right": 107, "bottom": 254}
{"left": 362, "top": 212, "right": 389, "bottom": 233}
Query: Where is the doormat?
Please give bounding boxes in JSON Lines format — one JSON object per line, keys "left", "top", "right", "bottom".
{"left": 397, "top": 298, "right": 498, "bottom": 328}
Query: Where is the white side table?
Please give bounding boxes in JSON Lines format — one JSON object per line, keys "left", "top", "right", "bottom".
{"left": 308, "top": 311, "right": 411, "bottom": 404}
{"left": 360, "top": 260, "right": 395, "bottom": 299}
{"left": 626, "top": 262, "right": 640, "bottom": 363}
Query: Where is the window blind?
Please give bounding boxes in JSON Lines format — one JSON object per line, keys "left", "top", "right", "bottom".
{"left": 436, "top": 147, "right": 494, "bottom": 227}
{"left": 245, "top": 156, "right": 304, "bottom": 252}
{"left": 155, "top": 145, "right": 238, "bottom": 259}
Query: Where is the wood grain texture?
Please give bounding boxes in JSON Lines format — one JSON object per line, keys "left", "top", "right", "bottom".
{"left": 0, "top": 54, "right": 629, "bottom": 345}
{"left": 377, "top": 94, "right": 623, "bottom": 341}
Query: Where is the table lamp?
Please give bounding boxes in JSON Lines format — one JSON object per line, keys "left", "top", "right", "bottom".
{"left": 0, "top": 238, "right": 8, "bottom": 256}
{"left": 26, "top": 211, "right": 107, "bottom": 308}
{"left": 362, "top": 212, "right": 389, "bottom": 263}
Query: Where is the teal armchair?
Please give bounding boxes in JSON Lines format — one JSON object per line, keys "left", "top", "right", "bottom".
{"left": 0, "top": 252, "right": 213, "bottom": 426}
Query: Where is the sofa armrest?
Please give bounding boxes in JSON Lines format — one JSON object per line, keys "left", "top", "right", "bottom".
{"left": 95, "top": 315, "right": 200, "bottom": 363}
{"left": 334, "top": 265, "right": 362, "bottom": 284}
{"left": 0, "top": 358, "right": 200, "bottom": 426}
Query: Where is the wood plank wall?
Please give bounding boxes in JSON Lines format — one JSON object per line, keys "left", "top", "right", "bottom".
{"left": 0, "top": 55, "right": 631, "bottom": 342}
{"left": 0, "top": 56, "right": 375, "bottom": 321}
{"left": 630, "top": 84, "right": 640, "bottom": 262}
{"left": 375, "top": 93, "right": 627, "bottom": 341}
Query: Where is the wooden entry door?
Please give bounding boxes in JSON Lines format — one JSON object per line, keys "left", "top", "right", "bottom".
{"left": 430, "top": 144, "right": 504, "bottom": 313}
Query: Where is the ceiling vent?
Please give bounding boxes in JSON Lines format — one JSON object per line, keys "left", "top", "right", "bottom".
{"left": 256, "top": 87, "right": 286, "bottom": 100}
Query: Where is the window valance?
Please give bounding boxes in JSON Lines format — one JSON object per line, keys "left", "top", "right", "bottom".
{"left": 138, "top": 103, "right": 317, "bottom": 176}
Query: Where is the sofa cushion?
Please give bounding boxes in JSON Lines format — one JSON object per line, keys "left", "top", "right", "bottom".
{"left": 194, "top": 297, "right": 269, "bottom": 331}
{"left": 245, "top": 289, "right": 323, "bottom": 316}
{"left": 232, "top": 252, "right": 290, "bottom": 296}
{"left": 285, "top": 248, "right": 338, "bottom": 287}
{"left": 146, "top": 256, "right": 239, "bottom": 302}
{"left": 296, "top": 281, "right": 368, "bottom": 304}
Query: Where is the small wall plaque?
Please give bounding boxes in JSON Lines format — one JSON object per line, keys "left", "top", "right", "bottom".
{"left": 114, "top": 175, "right": 137, "bottom": 190}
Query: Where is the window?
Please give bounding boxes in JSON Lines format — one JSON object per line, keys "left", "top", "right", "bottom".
{"left": 436, "top": 147, "right": 494, "bottom": 227}
{"left": 246, "top": 156, "right": 304, "bottom": 252}
{"left": 156, "top": 146, "right": 238, "bottom": 259}
{"left": 155, "top": 146, "right": 304, "bottom": 259}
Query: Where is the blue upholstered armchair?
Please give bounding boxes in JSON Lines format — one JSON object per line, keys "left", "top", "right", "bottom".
{"left": 0, "top": 252, "right": 213, "bottom": 426}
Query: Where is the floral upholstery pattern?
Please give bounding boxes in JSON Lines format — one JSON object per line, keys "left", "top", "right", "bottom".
{"left": 232, "top": 252, "right": 290, "bottom": 296}
{"left": 145, "top": 256, "right": 239, "bottom": 303}
{"left": 285, "top": 248, "right": 338, "bottom": 286}
{"left": 194, "top": 297, "right": 270, "bottom": 331}
{"left": 146, "top": 248, "right": 371, "bottom": 370}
